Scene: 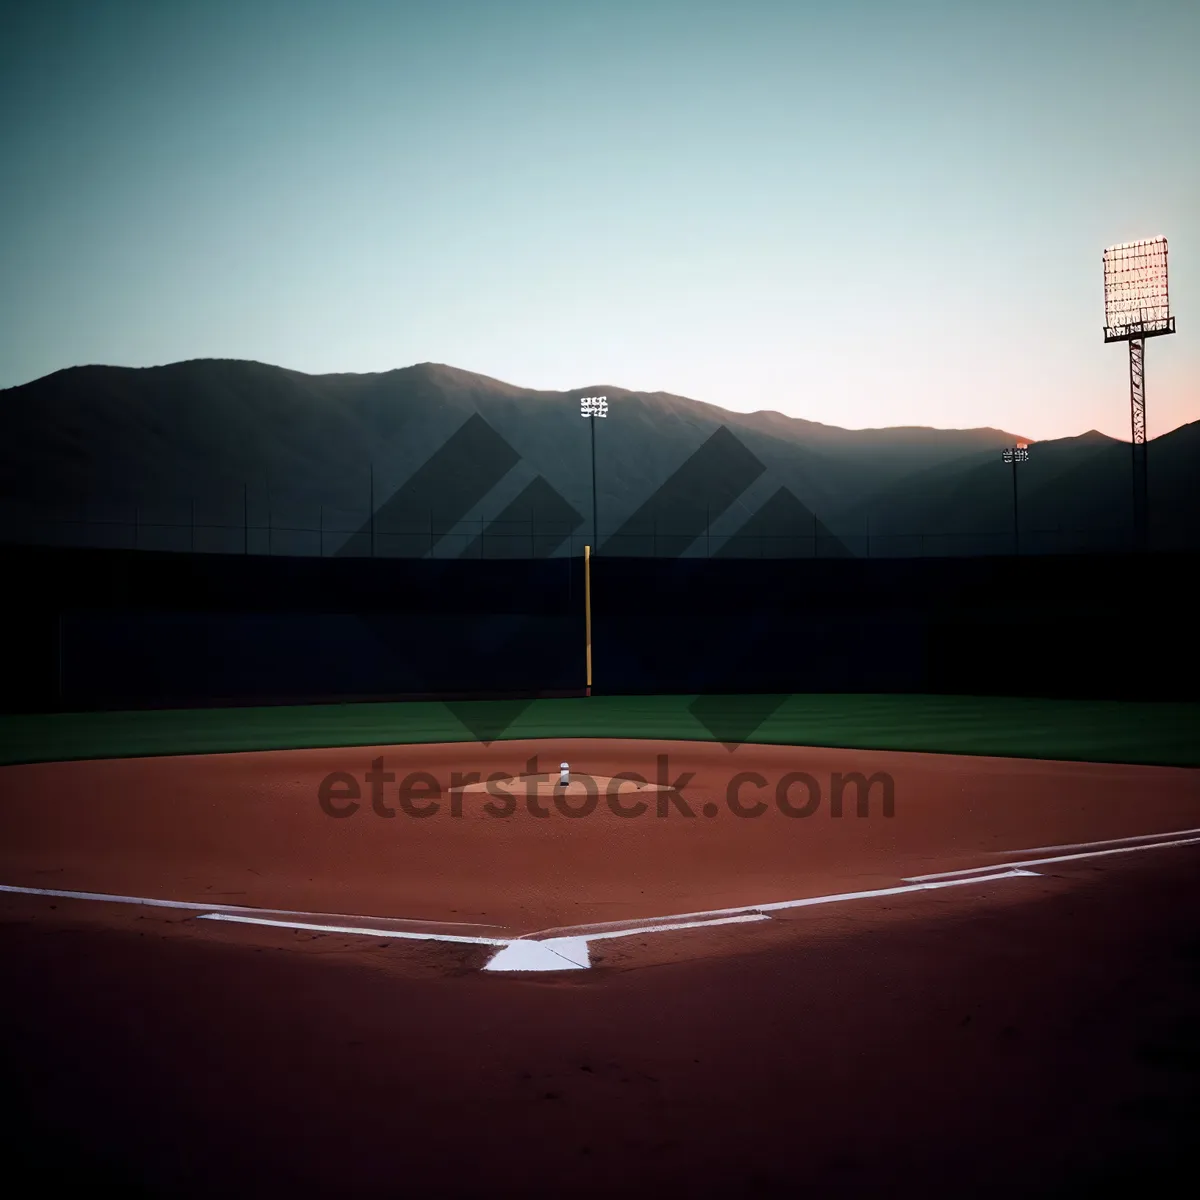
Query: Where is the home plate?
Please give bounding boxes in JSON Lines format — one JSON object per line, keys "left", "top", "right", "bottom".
{"left": 484, "top": 937, "right": 591, "bottom": 971}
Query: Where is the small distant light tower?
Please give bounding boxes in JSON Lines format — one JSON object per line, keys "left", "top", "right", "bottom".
{"left": 1103, "top": 237, "right": 1176, "bottom": 552}
{"left": 1002, "top": 444, "right": 1030, "bottom": 554}
{"left": 580, "top": 395, "right": 608, "bottom": 552}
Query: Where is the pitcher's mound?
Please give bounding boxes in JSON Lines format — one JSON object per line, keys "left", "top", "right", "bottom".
{"left": 449, "top": 773, "right": 672, "bottom": 798}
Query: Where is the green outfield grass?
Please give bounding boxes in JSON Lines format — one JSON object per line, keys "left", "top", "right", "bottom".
{"left": 0, "top": 694, "right": 1198, "bottom": 768}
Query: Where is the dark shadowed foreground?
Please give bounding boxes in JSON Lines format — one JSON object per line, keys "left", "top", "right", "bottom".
{"left": 3, "top": 848, "right": 1198, "bottom": 1199}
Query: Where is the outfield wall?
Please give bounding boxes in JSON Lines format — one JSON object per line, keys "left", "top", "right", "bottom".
{"left": 2, "top": 546, "right": 1193, "bottom": 711}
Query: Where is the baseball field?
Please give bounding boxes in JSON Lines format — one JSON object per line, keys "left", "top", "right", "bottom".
{"left": 2, "top": 692, "right": 1199, "bottom": 1196}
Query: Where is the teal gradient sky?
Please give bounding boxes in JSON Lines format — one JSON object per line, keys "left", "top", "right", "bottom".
{"left": 2, "top": 0, "right": 1196, "bottom": 440}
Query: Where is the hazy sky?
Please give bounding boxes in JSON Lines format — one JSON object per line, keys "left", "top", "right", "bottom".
{"left": 2, "top": 0, "right": 1196, "bottom": 440}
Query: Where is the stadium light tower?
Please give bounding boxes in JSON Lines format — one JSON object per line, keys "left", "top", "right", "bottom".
{"left": 580, "top": 395, "right": 608, "bottom": 552}
{"left": 1103, "top": 237, "right": 1176, "bottom": 552}
{"left": 1002, "top": 443, "right": 1030, "bottom": 554}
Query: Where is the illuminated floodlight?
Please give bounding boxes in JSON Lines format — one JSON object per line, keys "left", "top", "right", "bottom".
{"left": 1103, "top": 237, "right": 1174, "bottom": 343}
{"left": 1103, "top": 234, "right": 1177, "bottom": 551}
{"left": 1002, "top": 445, "right": 1029, "bottom": 553}
{"left": 578, "top": 396, "right": 611, "bottom": 563}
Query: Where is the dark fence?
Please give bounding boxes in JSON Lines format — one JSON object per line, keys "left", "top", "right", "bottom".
{"left": 1, "top": 510, "right": 1189, "bottom": 558}
{"left": 2, "top": 545, "right": 1195, "bottom": 712}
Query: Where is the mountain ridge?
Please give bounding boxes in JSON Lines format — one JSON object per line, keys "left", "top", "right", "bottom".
{"left": 6, "top": 357, "right": 1037, "bottom": 440}
{"left": 0, "top": 358, "right": 1195, "bottom": 556}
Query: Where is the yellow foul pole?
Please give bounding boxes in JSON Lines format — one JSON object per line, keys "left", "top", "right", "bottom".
{"left": 584, "top": 544, "right": 592, "bottom": 695}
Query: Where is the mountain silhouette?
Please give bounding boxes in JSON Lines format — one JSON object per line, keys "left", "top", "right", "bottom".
{"left": 0, "top": 358, "right": 1195, "bottom": 556}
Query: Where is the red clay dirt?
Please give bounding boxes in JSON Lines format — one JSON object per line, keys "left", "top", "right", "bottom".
{"left": 2, "top": 738, "right": 1199, "bottom": 937}
{"left": 3, "top": 739, "right": 1200, "bottom": 1197}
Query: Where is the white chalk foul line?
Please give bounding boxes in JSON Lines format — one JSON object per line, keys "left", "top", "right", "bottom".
{"left": 905, "top": 835, "right": 1200, "bottom": 882}
{"left": 0, "top": 884, "right": 507, "bottom": 932}
{"left": 208, "top": 912, "right": 776, "bottom": 971}
{"left": 584, "top": 913, "right": 770, "bottom": 940}
{"left": 517, "top": 869, "right": 1038, "bottom": 942}
{"left": 197, "top": 914, "right": 508, "bottom": 946}
{"left": 988, "top": 827, "right": 1200, "bottom": 856}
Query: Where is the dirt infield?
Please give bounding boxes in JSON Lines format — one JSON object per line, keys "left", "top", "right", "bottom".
{"left": 3, "top": 738, "right": 1199, "bottom": 941}
{"left": 3, "top": 738, "right": 1200, "bottom": 1195}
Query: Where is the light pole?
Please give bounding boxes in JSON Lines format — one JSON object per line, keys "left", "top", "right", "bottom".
{"left": 1103, "top": 237, "right": 1176, "bottom": 552}
{"left": 580, "top": 395, "right": 608, "bottom": 552}
{"left": 579, "top": 396, "right": 608, "bottom": 695}
{"left": 1002, "top": 443, "right": 1029, "bottom": 554}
